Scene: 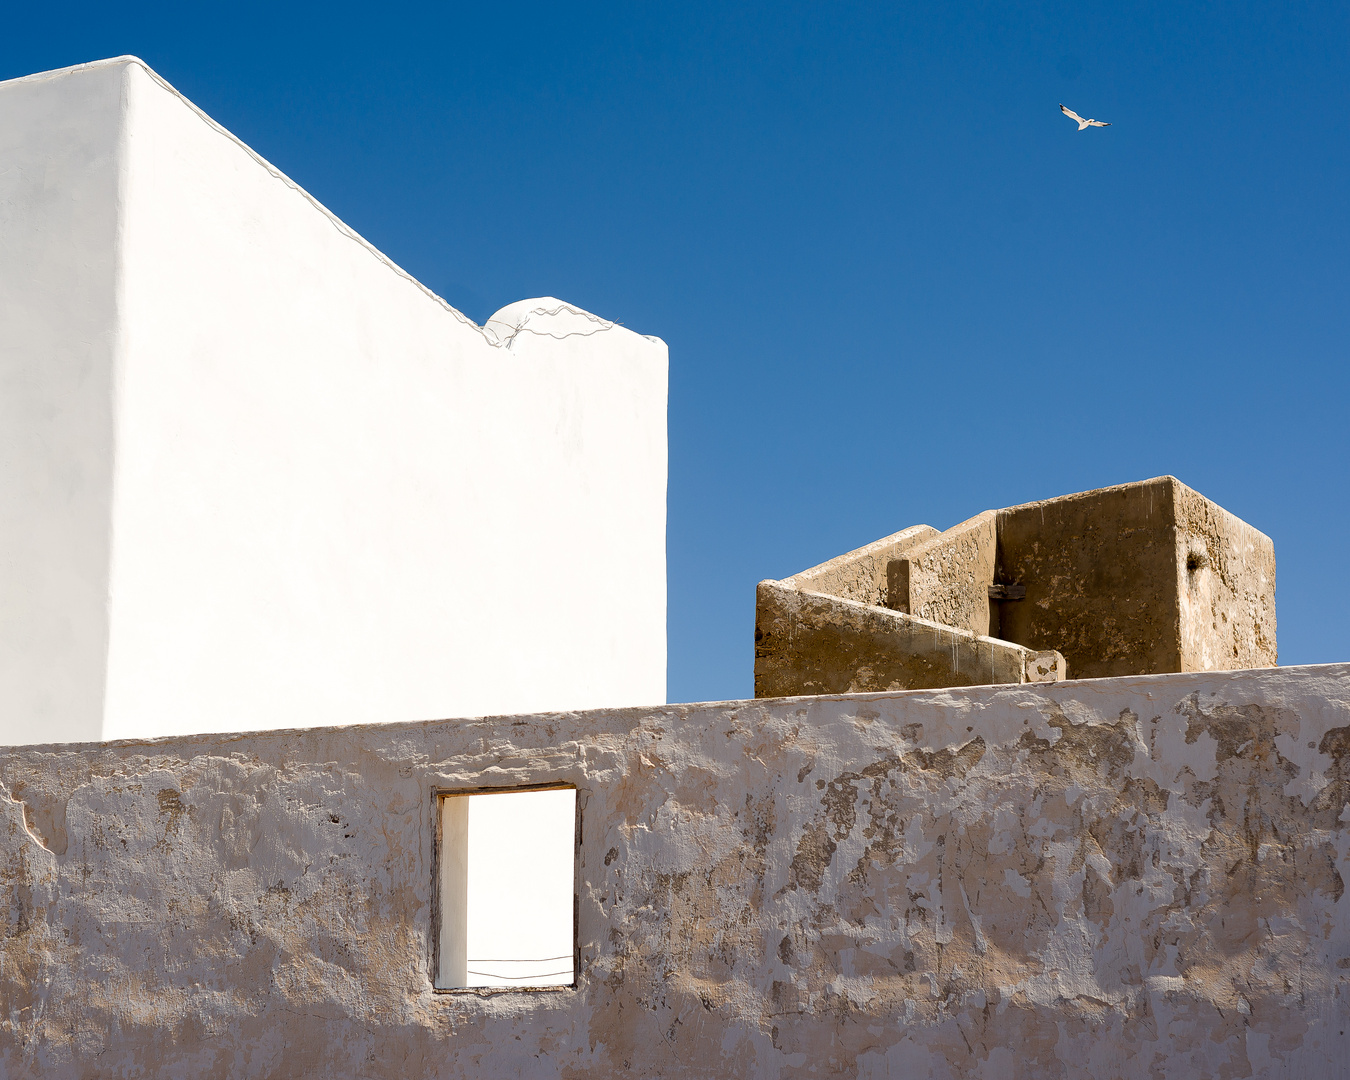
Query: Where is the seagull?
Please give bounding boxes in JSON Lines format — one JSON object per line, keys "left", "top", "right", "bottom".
{"left": 1060, "top": 104, "right": 1110, "bottom": 131}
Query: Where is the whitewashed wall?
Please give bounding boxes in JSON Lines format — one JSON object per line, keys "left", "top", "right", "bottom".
{"left": 0, "top": 58, "right": 667, "bottom": 744}
{"left": 0, "top": 62, "right": 125, "bottom": 743}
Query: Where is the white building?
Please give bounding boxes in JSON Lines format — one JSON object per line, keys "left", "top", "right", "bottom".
{"left": 0, "top": 57, "right": 668, "bottom": 745}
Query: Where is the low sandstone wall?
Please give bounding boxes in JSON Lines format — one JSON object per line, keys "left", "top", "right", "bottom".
{"left": 2, "top": 665, "right": 1349, "bottom": 1078}
{"left": 754, "top": 580, "right": 1042, "bottom": 695}
{"left": 782, "top": 524, "right": 937, "bottom": 609}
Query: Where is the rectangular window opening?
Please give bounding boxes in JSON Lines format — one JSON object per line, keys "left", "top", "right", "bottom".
{"left": 436, "top": 785, "right": 577, "bottom": 991}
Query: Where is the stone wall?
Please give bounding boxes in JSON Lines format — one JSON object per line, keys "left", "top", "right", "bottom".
{"left": 996, "top": 476, "right": 1277, "bottom": 679}
{"left": 1175, "top": 483, "right": 1278, "bottom": 672}
{"left": 758, "top": 477, "right": 1276, "bottom": 697}
{"left": 2, "top": 665, "right": 1348, "bottom": 1077}
{"left": 996, "top": 478, "right": 1185, "bottom": 678}
{"left": 783, "top": 525, "right": 937, "bottom": 609}
{"left": 754, "top": 580, "right": 1047, "bottom": 696}
{"left": 895, "top": 511, "right": 999, "bottom": 636}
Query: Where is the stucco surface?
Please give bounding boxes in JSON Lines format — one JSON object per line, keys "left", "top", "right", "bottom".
{"left": 0, "top": 57, "right": 668, "bottom": 744}
{"left": 0, "top": 60, "right": 122, "bottom": 739}
{"left": 997, "top": 476, "right": 1275, "bottom": 679}
{"left": 893, "top": 511, "right": 999, "bottom": 637}
{"left": 754, "top": 581, "right": 1038, "bottom": 696}
{"left": 3, "top": 665, "right": 1349, "bottom": 1078}
{"left": 784, "top": 525, "right": 938, "bottom": 609}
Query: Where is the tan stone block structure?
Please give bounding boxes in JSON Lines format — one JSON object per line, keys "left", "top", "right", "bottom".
{"left": 756, "top": 476, "right": 1276, "bottom": 697}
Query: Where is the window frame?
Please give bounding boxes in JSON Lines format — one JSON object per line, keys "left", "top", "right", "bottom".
{"left": 430, "top": 781, "right": 581, "bottom": 995}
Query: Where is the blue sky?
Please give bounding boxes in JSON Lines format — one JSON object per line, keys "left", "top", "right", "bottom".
{"left": 5, "top": 2, "right": 1347, "bottom": 703}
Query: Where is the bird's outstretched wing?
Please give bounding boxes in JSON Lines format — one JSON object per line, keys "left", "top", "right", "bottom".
{"left": 1059, "top": 104, "right": 1085, "bottom": 124}
{"left": 1087, "top": 119, "right": 1111, "bottom": 127}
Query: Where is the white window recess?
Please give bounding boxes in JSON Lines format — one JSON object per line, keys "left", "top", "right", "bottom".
{"left": 437, "top": 786, "right": 577, "bottom": 990}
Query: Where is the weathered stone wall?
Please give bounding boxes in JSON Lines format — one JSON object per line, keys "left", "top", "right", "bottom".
{"left": 996, "top": 476, "right": 1276, "bottom": 679}
{"left": 782, "top": 524, "right": 937, "bottom": 609}
{"left": 754, "top": 581, "right": 1033, "bottom": 696}
{"left": 892, "top": 511, "right": 999, "bottom": 637}
{"left": 763, "top": 478, "right": 1278, "bottom": 697}
{"left": 3, "top": 665, "right": 1348, "bottom": 1078}
{"left": 996, "top": 478, "right": 1186, "bottom": 678}
{"left": 1175, "top": 483, "right": 1278, "bottom": 672}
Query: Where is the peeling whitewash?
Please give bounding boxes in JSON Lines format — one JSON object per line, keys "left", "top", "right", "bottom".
{"left": 2, "top": 664, "right": 1350, "bottom": 1077}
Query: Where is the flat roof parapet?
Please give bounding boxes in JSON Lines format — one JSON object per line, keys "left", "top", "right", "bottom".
{"left": 756, "top": 476, "right": 1275, "bottom": 697}
{"left": 0, "top": 664, "right": 1344, "bottom": 1075}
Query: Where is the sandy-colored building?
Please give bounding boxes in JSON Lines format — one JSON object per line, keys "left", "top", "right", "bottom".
{"left": 756, "top": 476, "right": 1276, "bottom": 697}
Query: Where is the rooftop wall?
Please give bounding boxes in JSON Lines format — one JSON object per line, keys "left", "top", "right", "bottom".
{"left": 754, "top": 580, "right": 1056, "bottom": 696}
{"left": 0, "top": 58, "right": 668, "bottom": 744}
{"left": 781, "top": 524, "right": 937, "bottom": 609}
{"left": 996, "top": 476, "right": 1276, "bottom": 679}
{"left": 757, "top": 477, "right": 1276, "bottom": 697}
{"left": 2, "top": 665, "right": 1347, "bottom": 1077}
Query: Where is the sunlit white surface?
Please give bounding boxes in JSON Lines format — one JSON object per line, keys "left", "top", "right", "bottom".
{"left": 0, "top": 58, "right": 668, "bottom": 745}
{"left": 464, "top": 788, "right": 576, "bottom": 988}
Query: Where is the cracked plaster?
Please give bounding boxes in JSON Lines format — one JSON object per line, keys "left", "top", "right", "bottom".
{"left": 2, "top": 665, "right": 1349, "bottom": 1077}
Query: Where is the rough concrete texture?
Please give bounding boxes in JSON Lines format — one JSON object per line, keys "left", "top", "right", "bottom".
{"left": 890, "top": 511, "right": 999, "bottom": 637}
{"left": 759, "top": 477, "right": 1275, "bottom": 697}
{"left": 754, "top": 581, "right": 1049, "bottom": 696}
{"left": 1175, "top": 483, "right": 1278, "bottom": 673}
{"left": 4, "top": 664, "right": 1348, "bottom": 1078}
{"left": 784, "top": 525, "right": 937, "bottom": 609}
{"left": 997, "top": 476, "right": 1276, "bottom": 680}
{"left": 996, "top": 479, "right": 1182, "bottom": 679}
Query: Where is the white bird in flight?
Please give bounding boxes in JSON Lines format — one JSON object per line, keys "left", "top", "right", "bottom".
{"left": 1060, "top": 104, "right": 1110, "bottom": 131}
